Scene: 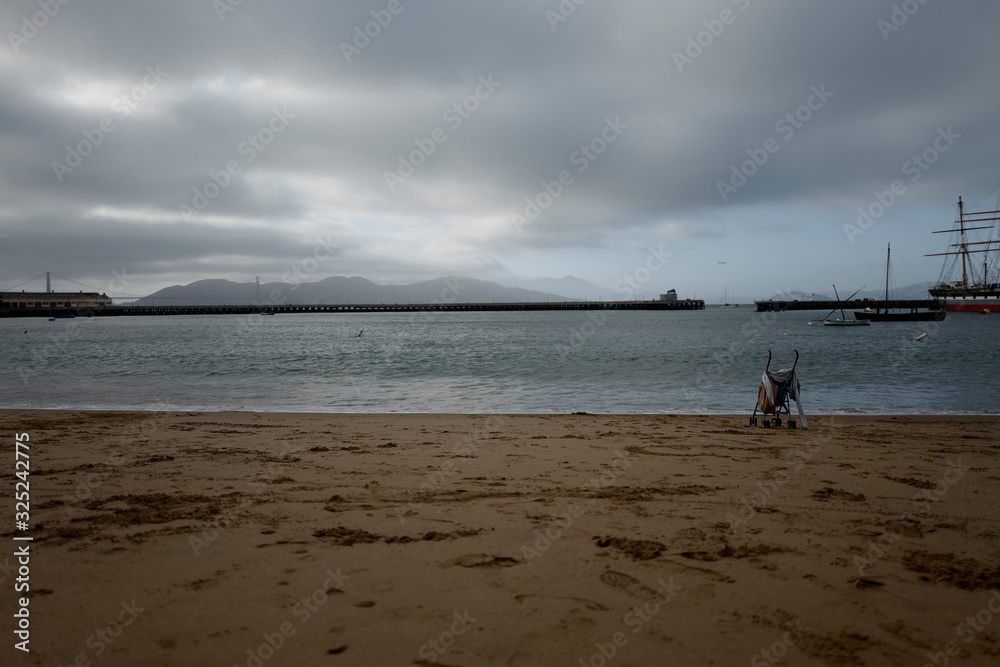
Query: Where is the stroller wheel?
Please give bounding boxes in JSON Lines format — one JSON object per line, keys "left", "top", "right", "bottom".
{"left": 774, "top": 417, "right": 782, "bottom": 427}
{"left": 789, "top": 420, "right": 796, "bottom": 429}
{"left": 749, "top": 417, "right": 757, "bottom": 426}
{"left": 762, "top": 419, "right": 771, "bottom": 428}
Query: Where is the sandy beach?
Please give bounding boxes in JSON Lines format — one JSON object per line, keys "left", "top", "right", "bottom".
{"left": 1, "top": 410, "right": 998, "bottom": 666}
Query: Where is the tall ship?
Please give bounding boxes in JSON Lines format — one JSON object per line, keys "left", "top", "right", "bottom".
{"left": 926, "top": 195, "right": 1000, "bottom": 312}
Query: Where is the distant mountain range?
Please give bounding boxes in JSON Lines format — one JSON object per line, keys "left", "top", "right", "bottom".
{"left": 495, "top": 276, "right": 618, "bottom": 301}
{"left": 130, "top": 276, "right": 595, "bottom": 306}
{"left": 128, "top": 275, "right": 938, "bottom": 306}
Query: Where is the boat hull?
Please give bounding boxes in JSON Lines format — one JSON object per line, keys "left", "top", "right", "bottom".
{"left": 823, "top": 319, "right": 870, "bottom": 326}
{"left": 928, "top": 292, "right": 1000, "bottom": 312}
{"left": 940, "top": 302, "right": 999, "bottom": 313}
{"left": 853, "top": 311, "right": 946, "bottom": 322}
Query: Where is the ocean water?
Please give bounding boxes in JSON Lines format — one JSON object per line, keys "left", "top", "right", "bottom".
{"left": 1, "top": 308, "right": 997, "bottom": 414}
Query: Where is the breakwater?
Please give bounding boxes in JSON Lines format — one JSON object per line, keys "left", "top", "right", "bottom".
{"left": 2, "top": 299, "right": 705, "bottom": 318}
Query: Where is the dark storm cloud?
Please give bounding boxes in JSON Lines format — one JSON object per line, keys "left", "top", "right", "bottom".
{"left": 1, "top": 0, "right": 998, "bottom": 295}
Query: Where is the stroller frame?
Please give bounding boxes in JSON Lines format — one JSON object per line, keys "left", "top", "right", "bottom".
{"left": 749, "top": 349, "right": 802, "bottom": 429}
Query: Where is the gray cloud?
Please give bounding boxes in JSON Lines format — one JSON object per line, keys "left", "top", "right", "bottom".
{"left": 2, "top": 0, "right": 998, "bottom": 298}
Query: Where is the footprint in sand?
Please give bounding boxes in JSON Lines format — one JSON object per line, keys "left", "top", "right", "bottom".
{"left": 447, "top": 554, "right": 520, "bottom": 568}
{"left": 515, "top": 593, "right": 609, "bottom": 611}
{"left": 599, "top": 570, "right": 662, "bottom": 601}
{"left": 812, "top": 487, "right": 866, "bottom": 502}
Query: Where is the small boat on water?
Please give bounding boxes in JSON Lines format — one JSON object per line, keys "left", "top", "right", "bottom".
{"left": 823, "top": 318, "right": 870, "bottom": 327}
{"left": 719, "top": 287, "right": 739, "bottom": 308}
{"left": 822, "top": 284, "right": 870, "bottom": 326}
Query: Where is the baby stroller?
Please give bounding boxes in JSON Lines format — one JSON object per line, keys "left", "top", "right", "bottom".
{"left": 749, "top": 350, "right": 808, "bottom": 429}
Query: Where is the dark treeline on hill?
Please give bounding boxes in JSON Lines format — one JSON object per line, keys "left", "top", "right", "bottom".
{"left": 130, "top": 276, "right": 581, "bottom": 306}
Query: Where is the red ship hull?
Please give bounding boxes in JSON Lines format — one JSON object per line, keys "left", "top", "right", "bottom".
{"left": 928, "top": 288, "right": 1000, "bottom": 312}
{"left": 941, "top": 301, "right": 1000, "bottom": 312}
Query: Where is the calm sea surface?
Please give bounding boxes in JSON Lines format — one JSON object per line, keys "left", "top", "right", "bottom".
{"left": 1, "top": 308, "right": 997, "bottom": 414}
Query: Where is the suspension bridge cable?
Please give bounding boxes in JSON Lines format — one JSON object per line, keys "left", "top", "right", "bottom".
{"left": 0, "top": 273, "right": 48, "bottom": 292}
{"left": 47, "top": 273, "right": 148, "bottom": 298}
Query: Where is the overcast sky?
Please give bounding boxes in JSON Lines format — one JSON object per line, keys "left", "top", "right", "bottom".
{"left": 2, "top": 0, "right": 998, "bottom": 301}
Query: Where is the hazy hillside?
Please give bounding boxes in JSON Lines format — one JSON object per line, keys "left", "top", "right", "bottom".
{"left": 766, "top": 282, "right": 936, "bottom": 302}
{"left": 133, "top": 276, "right": 578, "bottom": 306}
{"left": 766, "top": 290, "right": 834, "bottom": 302}
{"left": 856, "top": 281, "right": 937, "bottom": 301}
{"left": 496, "top": 276, "right": 616, "bottom": 301}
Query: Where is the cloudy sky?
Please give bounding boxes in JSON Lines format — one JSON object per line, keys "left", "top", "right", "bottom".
{"left": 2, "top": 0, "right": 998, "bottom": 302}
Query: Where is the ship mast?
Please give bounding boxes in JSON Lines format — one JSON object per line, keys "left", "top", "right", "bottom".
{"left": 958, "top": 196, "right": 968, "bottom": 286}
{"left": 926, "top": 195, "right": 1000, "bottom": 286}
{"left": 885, "top": 243, "right": 891, "bottom": 302}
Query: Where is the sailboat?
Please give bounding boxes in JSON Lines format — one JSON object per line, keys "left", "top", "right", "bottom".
{"left": 720, "top": 287, "right": 739, "bottom": 308}
{"left": 822, "top": 284, "right": 870, "bottom": 326}
{"left": 853, "top": 244, "right": 945, "bottom": 322}
{"left": 926, "top": 195, "right": 1000, "bottom": 312}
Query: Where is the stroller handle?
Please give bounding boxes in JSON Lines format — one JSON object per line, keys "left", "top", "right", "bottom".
{"left": 764, "top": 349, "right": 799, "bottom": 373}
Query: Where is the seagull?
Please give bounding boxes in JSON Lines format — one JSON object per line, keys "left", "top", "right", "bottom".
{"left": 718, "top": 261, "right": 727, "bottom": 264}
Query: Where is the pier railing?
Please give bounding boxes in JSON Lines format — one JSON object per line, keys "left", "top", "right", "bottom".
{"left": 1, "top": 299, "right": 705, "bottom": 318}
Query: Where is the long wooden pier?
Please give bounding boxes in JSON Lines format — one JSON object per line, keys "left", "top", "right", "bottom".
{"left": 755, "top": 299, "right": 941, "bottom": 312}
{"left": 2, "top": 299, "right": 705, "bottom": 318}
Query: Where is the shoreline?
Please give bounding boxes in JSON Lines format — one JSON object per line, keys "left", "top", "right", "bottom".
{"left": 2, "top": 410, "right": 998, "bottom": 665}
{"left": 4, "top": 407, "right": 1000, "bottom": 417}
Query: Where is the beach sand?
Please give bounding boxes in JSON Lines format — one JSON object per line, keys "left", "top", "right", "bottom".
{"left": 1, "top": 410, "right": 999, "bottom": 666}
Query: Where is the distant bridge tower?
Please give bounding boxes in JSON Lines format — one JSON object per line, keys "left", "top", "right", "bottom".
{"left": 46, "top": 271, "right": 51, "bottom": 293}
{"left": 255, "top": 276, "right": 260, "bottom": 305}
